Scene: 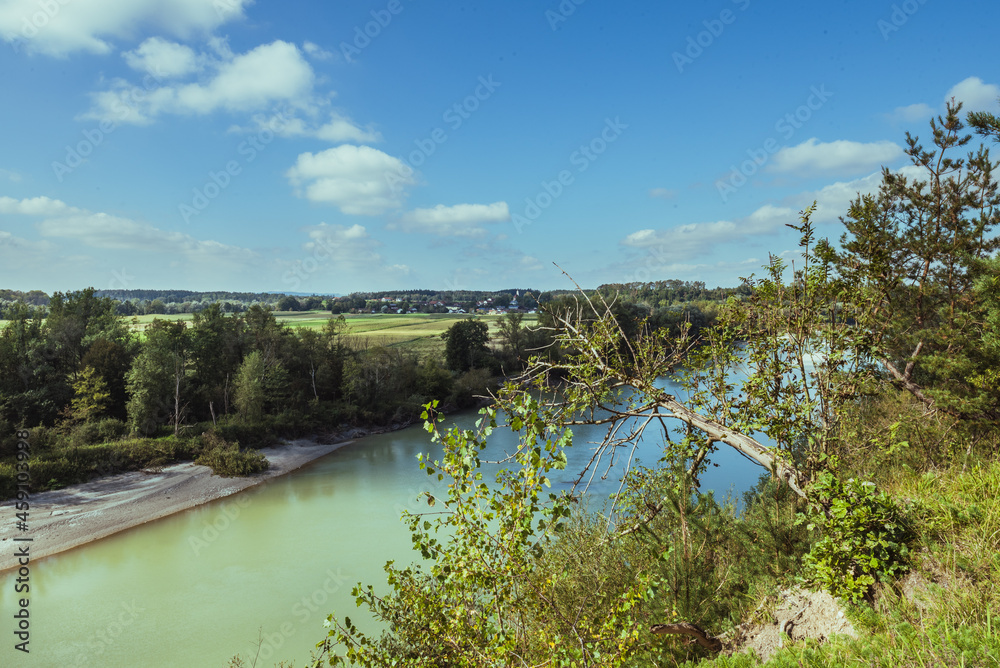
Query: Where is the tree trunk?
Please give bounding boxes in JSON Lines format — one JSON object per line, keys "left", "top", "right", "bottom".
{"left": 650, "top": 622, "right": 724, "bottom": 652}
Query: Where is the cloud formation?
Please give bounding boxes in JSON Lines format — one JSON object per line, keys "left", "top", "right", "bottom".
{"left": 392, "top": 202, "right": 510, "bottom": 238}
{"left": 123, "top": 36, "right": 202, "bottom": 78}
{"left": 2, "top": 195, "right": 256, "bottom": 265}
{"left": 769, "top": 138, "right": 903, "bottom": 176}
{"left": 946, "top": 76, "right": 1000, "bottom": 113}
{"left": 286, "top": 145, "right": 415, "bottom": 215}
{"left": 236, "top": 111, "right": 383, "bottom": 144}
{"left": 619, "top": 171, "right": 889, "bottom": 261}
{"left": 84, "top": 40, "right": 318, "bottom": 125}
{"left": 0, "top": 0, "right": 250, "bottom": 57}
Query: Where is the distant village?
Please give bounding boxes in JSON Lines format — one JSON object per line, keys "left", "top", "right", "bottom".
{"left": 369, "top": 292, "right": 535, "bottom": 316}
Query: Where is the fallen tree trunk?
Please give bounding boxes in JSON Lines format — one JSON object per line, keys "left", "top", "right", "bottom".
{"left": 650, "top": 621, "right": 724, "bottom": 652}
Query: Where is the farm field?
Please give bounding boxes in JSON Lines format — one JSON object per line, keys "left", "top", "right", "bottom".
{"left": 287, "top": 312, "right": 538, "bottom": 355}
{"left": 0, "top": 311, "right": 537, "bottom": 356}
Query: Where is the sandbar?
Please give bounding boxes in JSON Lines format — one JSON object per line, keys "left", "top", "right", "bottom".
{"left": 0, "top": 438, "right": 353, "bottom": 572}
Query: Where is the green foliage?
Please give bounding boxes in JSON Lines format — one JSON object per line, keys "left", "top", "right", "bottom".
{"left": 836, "top": 101, "right": 1000, "bottom": 423}
{"left": 441, "top": 318, "right": 490, "bottom": 372}
{"left": 319, "top": 398, "right": 660, "bottom": 667}
{"left": 126, "top": 319, "right": 190, "bottom": 435}
{"left": 67, "top": 417, "right": 128, "bottom": 448}
{"left": 495, "top": 311, "right": 526, "bottom": 367}
{"left": 68, "top": 365, "right": 111, "bottom": 424}
{"left": 0, "top": 435, "right": 197, "bottom": 497}
{"left": 448, "top": 367, "right": 495, "bottom": 409}
{"left": 195, "top": 430, "right": 269, "bottom": 477}
{"left": 798, "top": 469, "right": 913, "bottom": 603}
{"left": 233, "top": 350, "right": 267, "bottom": 423}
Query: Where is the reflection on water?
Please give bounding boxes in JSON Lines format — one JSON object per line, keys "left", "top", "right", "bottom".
{"left": 0, "top": 389, "right": 770, "bottom": 667}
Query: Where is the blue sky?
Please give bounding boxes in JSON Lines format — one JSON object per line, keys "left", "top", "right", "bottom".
{"left": 1, "top": 0, "right": 998, "bottom": 295}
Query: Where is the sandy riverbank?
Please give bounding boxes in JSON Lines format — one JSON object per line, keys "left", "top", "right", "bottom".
{"left": 0, "top": 438, "right": 354, "bottom": 572}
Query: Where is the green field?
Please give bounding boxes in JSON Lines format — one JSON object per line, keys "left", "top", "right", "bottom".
{"left": 0, "top": 311, "right": 537, "bottom": 356}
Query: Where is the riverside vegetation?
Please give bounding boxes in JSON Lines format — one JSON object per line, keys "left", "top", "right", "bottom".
{"left": 0, "top": 279, "right": 718, "bottom": 495}
{"left": 265, "top": 103, "right": 1000, "bottom": 666}
{"left": 0, "top": 306, "right": 528, "bottom": 494}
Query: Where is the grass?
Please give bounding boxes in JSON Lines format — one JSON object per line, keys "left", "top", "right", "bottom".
{"left": 686, "top": 456, "right": 1000, "bottom": 667}
{"left": 114, "top": 311, "right": 538, "bottom": 356}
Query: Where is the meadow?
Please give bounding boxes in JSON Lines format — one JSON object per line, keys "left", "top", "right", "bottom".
{"left": 0, "top": 310, "right": 538, "bottom": 357}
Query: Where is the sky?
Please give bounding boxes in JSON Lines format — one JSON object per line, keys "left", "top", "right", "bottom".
{"left": 0, "top": 0, "right": 998, "bottom": 296}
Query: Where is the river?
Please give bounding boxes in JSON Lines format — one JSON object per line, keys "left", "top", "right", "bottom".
{"left": 0, "top": 380, "right": 767, "bottom": 667}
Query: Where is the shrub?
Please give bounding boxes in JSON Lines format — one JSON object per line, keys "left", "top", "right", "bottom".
{"left": 67, "top": 418, "right": 128, "bottom": 447}
{"left": 212, "top": 420, "right": 277, "bottom": 449}
{"left": 798, "top": 469, "right": 914, "bottom": 602}
{"left": 449, "top": 368, "right": 495, "bottom": 409}
{"left": 195, "top": 431, "right": 269, "bottom": 478}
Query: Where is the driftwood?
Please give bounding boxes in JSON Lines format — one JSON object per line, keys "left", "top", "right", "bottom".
{"left": 650, "top": 621, "right": 724, "bottom": 652}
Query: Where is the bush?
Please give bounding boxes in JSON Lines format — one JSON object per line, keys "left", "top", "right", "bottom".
{"left": 195, "top": 431, "right": 269, "bottom": 478}
{"left": 798, "top": 469, "right": 914, "bottom": 602}
{"left": 212, "top": 420, "right": 277, "bottom": 449}
{"left": 67, "top": 418, "right": 128, "bottom": 447}
{"left": 449, "top": 368, "right": 495, "bottom": 409}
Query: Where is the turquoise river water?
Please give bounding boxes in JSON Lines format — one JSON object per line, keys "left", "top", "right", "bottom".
{"left": 0, "top": 382, "right": 766, "bottom": 667}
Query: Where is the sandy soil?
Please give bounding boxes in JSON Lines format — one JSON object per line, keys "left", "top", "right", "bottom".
{"left": 0, "top": 438, "right": 352, "bottom": 573}
{"left": 727, "top": 587, "right": 858, "bottom": 661}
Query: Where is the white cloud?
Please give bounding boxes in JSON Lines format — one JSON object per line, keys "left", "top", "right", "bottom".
{"left": 286, "top": 223, "right": 410, "bottom": 289}
{"left": 0, "top": 229, "right": 48, "bottom": 252}
{"left": 37, "top": 212, "right": 256, "bottom": 264}
{"left": 301, "top": 223, "right": 385, "bottom": 268}
{"left": 302, "top": 41, "right": 334, "bottom": 61}
{"left": 1, "top": 194, "right": 257, "bottom": 272}
{"left": 0, "top": 169, "right": 22, "bottom": 183}
{"left": 0, "top": 0, "right": 251, "bottom": 57}
{"left": 314, "top": 114, "right": 382, "bottom": 143}
{"left": 618, "top": 171, "right": 889, "bottom": 262}
{"left": 518, "top": 255, "right": 543, "bottom": 272}
{"left": 621, "top": 221, "right": 739, "bottom": 260}
{"left": 392, "top": 202, "right": 510, "bottom": 238}
{"left": 886, "top": 102, "right": 934, "bottom": 124}
{"left": 888, "top": 77, "right": 1000, "bottom": 128}
{"left": 743, "top": 203, "right": 797, "bottom": 231}
{"left": 84, "top": 40, "right": 318, "bottom": 124}
{"left": 769, "top": 138, "right": 903, "bottom": 176}
{"left": 946, "top": 76, "right": 1000, "bottom": 113}
{"left": 0, "top": 195, "right": 83, "bottom": 217}
{"left": 649, "top": 187, "right": 678, "bottom": 200}
{"left": 286, "top": 145, "right": 415, "bottom": 215}
{"left": 175, "top": 41, "right": 313, "bottom": 114}
{"left": 123, "top": 37, "right": 200, "bottom": 78}
{"left": 236, "top": 111, "right": 382, "bottom": 144}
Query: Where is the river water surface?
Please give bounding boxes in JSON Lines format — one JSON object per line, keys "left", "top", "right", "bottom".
{"left": 0, "top": 380, "right": 767, "bottom": 667}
